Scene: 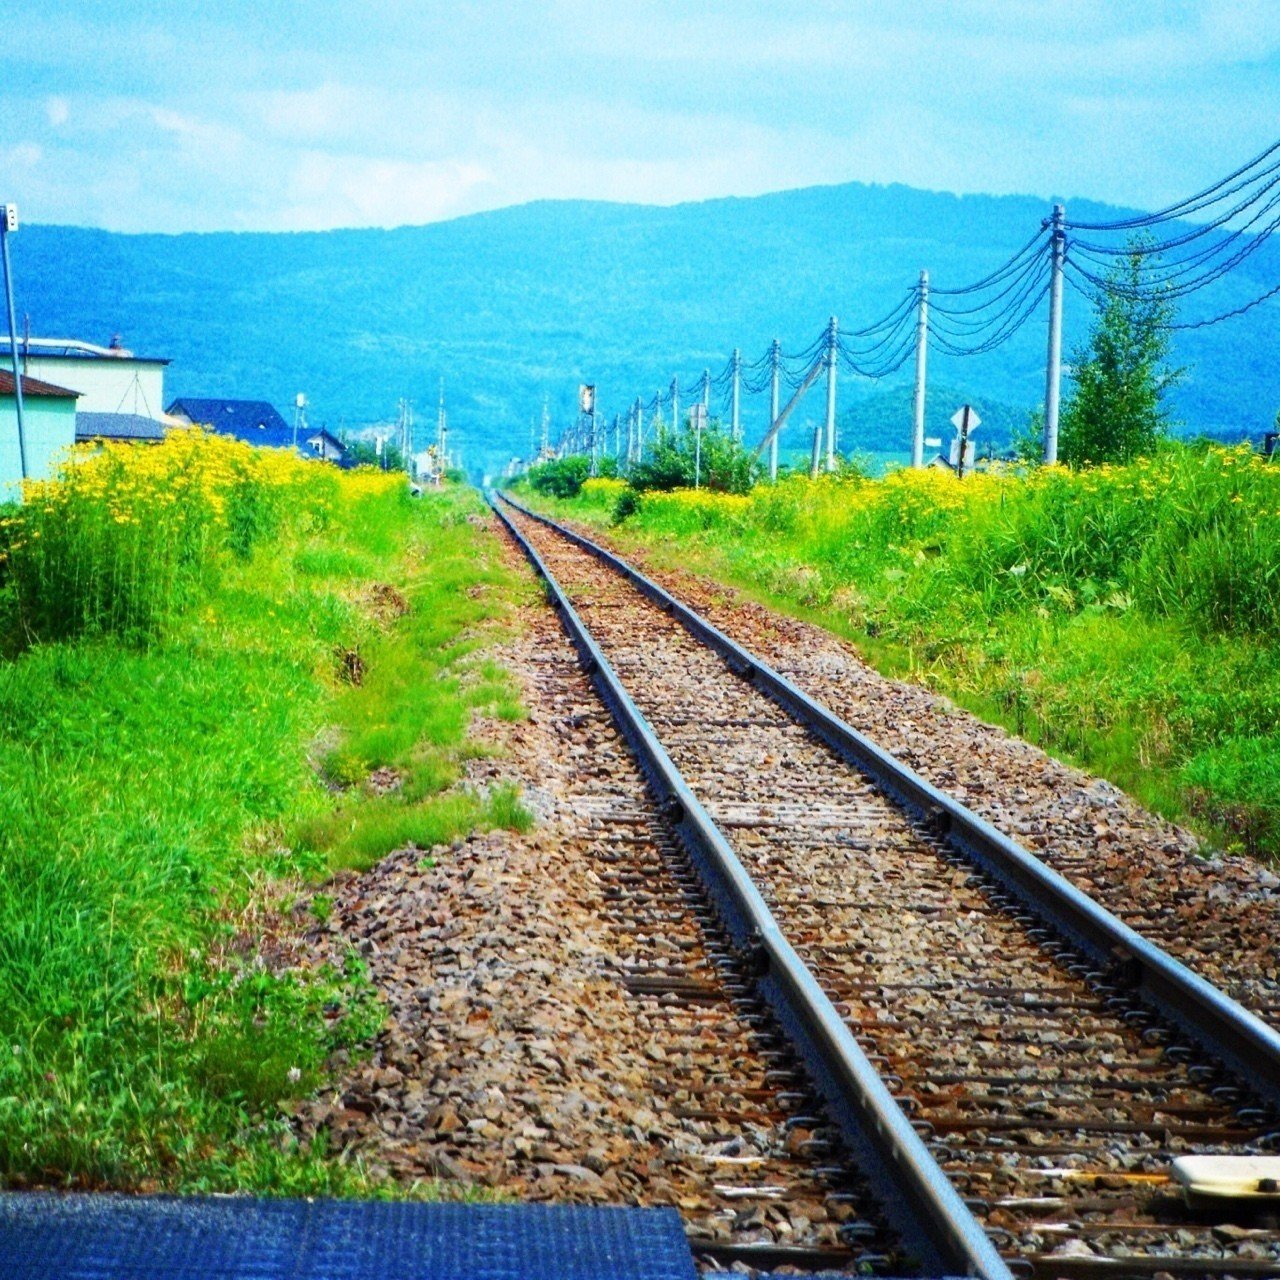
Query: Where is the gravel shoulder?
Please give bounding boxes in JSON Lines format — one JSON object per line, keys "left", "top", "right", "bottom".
{"left": 293, "top": 525, "right": 867, "bottom": 1261}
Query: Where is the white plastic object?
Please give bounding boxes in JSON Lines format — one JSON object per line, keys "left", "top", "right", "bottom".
{"left": 1171, "top": 1155, "right": 1280, "bottom": 1200}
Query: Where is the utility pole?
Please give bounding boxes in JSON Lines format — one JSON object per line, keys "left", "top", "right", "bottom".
{"left": 292, "top": 393, "right": 306, "bottom": 453}
{"left": 540, "top": 398, "right": 549, "bottom": 459}
{"left": 437, "top": 378, "right": 448, "bottom": 478}
{"left": 406, "top": 400, "right": 414, "bottom": 475}
{"left": 912, "top": 270, "right": 929, "bottom": 469}
{"left": 810, "top": 423, "right": 822, "bottom": 478}
{"left": 730, "top": 347, "right": 742, "bottom": 443}
{"left": 590, "top": 398, "right": 599, "bottom": 475}
{"left": 768, "top": 338, "right": 781, "bottom": 482}
{"left": 825, "top": 315, "right": 838, "bottom": 472}
{"left": 693, "top": 405, "right": 704, "bottom": 489}
{"left": 635, "top": 396, "right": 644, "bottom": 463}
{"left": 956, "top": 404, "right": 974, "bottom": 481}
{"left": 1, "top": 203, "right": 26, "bottom": 482}
{"left": 701, "top": 368, "right": 710, "bottom": 412}
{"left": 671, "top": 376, "right": 680, "bottom": 435}
{"left": 613, "top": 413, "right": 620, "bottom": 459}
{"left": 1043, "top": 203, "right": 1066, "bottom": 465}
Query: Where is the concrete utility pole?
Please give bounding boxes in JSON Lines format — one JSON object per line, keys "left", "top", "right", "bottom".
{"left": 825, "top": 315, "right": 838, "bottom": 472}
{"left": 540, "top": 398, "right": 549, "bottom": 458}
{"left": 613, "top": 413, "right": 620, "bottom": 458}
{"left": 1, "top": 203, "right": 26, "bottom": 481}
{"left": 730, "top": 347, "right": 742, "bottom": 442}
{"left": 671, "top": 376, "right": 680, "bottom": 434}
{"left": 912, "top": 270, "right": 929, "bottom": 468}
{"left": 810, "top": 423, "right": 822, "bottom": 478}
{"left": 701, "top": 368, "right": 710, "bottom": 412}
{"left": 637, "top": 397, "right": 645, "bottom": 462}
{"left": 1043, "top": 203, "right": 1066, "bottom": 465}
{"left": 768, "top": 338, "right": 781, "bottom": 481}
{"left": 436, "top": 377, "right": 447, "bottom": 475}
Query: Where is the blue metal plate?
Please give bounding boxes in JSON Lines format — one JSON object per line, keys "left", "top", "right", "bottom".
{"left": 0, "top": 1195, "right": 698, "bottom": 1280}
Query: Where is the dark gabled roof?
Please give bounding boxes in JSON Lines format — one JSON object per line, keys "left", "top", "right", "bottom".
{"left": 76, "top": 411, "right": 165, "bottom": 442}
{"left": 166, "top": 398, "right": 293, "bottom": 447}
{"left": 304, "top": 426, "right": 346, "bottom": 451}
{"left": 166, "top": 397, "right": 346, "bottom": 463}
{"left": 0, "top": 369, "right": 80, "bottom": 398}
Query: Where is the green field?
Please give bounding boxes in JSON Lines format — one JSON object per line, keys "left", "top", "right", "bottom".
{"left": 514, "top": 444, "right": 1280, "bottom": 861}
{"left": 0, "top": 434, "right": 527, "bottom": 1192}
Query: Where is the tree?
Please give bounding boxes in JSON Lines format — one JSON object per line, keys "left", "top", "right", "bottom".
{"left": 345, "top": 438, "right": 405, "bottom": 470}
{"left": 1059, "top": 238, "right": 1182, "bottom": 466}
{"left": 629, "top": 421, "right": 760, "bottom": 494}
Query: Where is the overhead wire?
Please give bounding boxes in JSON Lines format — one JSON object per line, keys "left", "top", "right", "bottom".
{"left": 1064, "top": 135, "right": 1280, "bottom": 232}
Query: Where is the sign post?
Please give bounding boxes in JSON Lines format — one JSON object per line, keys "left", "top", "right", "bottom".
{"left": 1, "top": 202, "right": 27, "bottom": 481}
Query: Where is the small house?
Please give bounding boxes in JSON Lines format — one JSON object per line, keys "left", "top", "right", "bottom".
{"left": 0, "top": 369, "right": 80, "bottom": 500}
{"left": 166, "top": 397, "right": 346, "bottom": 464}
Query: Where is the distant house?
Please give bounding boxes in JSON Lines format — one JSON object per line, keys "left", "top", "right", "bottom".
{"left": 75, "top": 411, "right": 165, "bottom": 445}
{"left": 166, "top": 397, "right": 346, "bottom": 463}
{"left": 0, "top": 369, "right": 80, "bottom": 500}
{"left": 0, "top": 337, "right": 170, "bottom": 421}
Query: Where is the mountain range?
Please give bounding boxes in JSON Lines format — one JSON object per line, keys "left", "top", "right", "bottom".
{"left": 11, "top": 180, "right": 1279, "bottom": 477}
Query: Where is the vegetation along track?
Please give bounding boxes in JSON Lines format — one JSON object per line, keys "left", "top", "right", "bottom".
{"left": 494, "top": 491, "right": 1280, "bottom": 1279}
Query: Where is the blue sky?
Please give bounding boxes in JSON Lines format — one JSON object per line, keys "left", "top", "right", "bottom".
{"left": 3, "top": 1, "right": 1280, "bottom": 233}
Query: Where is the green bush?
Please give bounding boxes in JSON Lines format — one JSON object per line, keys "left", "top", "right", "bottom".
{"left": 525, "top": 454, "right": 617, "bottom": 499}
{"left": 630, "top": 421, "right": 759, "bottom": 494}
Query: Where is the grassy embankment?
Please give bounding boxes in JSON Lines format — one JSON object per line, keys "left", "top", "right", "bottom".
{"left": 514, "top": 445, "right": 1280, "bottom": 860}
{"left": 0, "top": 432, "right": 528, "bottom": 1193}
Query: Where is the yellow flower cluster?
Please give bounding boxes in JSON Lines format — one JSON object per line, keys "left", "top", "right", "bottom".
{"left": 5, "top": 429, "right": 404, "bottom": 642}
{"left": 580, "top": 477, "right": 629, "bottom": 502}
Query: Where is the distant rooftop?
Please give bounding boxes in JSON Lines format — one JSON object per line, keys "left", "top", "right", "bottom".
{"left": 168, "top": 397, "right": 292, "bottom": 444}
{"left": 0, "top": 369, "right": 80, "bottom": 398}
{"left": 0, "top": 337, "right": 170, "bottom": 365}
{"left": 76, "top": 411, "right": 165, "bottom": 442}
{"left": 167, "top": 397, "right": 344, "bottom": 462}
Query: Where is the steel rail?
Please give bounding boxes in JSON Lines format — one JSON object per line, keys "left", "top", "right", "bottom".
{"left": 489, "top": 491, "right": 1011, "bottom": 1280}
{"left": 495, "top": 491, "right": 1280, "bottom": 1115}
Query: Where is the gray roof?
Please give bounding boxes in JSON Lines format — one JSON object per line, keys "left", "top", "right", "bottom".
{"left": 76, "top": 412, "right": 166, "bottom": 442}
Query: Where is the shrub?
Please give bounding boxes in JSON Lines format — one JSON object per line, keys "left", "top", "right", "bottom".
{"left": 630, "top": 422, "right": 760, "bottom": 494}
{"left": 525, "top": 454, "right": 617, "bottom": 499}
{"left": 0, "top": 430, "right": 385, "bottom": 647}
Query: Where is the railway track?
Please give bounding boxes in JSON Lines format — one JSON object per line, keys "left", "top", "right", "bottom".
{"left": 493, "top": 491, "right": 1280, "bottom": 1279}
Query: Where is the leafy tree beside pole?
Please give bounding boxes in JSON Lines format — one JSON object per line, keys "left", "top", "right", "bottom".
{"left": 1060, "top": 238, "right": 1182, "bottom": 466}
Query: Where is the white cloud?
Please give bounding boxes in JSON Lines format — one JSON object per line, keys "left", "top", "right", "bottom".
{"left": 45, "top": 97, "right": 69, "bottom": 127}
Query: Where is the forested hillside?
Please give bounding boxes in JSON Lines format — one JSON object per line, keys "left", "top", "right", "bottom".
{"left": 13, "top": 182, "right": 1279, "bottom": 475}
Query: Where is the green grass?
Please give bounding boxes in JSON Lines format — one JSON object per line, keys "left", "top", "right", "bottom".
{"left": 514, "top": 443, "right": 1280, "bottom": 860}
{"left": 0, "top": 475, "right": 532, "bottom": 1193}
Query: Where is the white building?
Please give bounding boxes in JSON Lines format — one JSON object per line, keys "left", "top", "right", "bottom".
{"left": 0, "top": 338, "right": 170, "bottom": 420}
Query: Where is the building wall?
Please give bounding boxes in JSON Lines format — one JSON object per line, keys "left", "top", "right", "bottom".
{"left": 21, "top": 356, "right": 166, "bottom": 418}
{"left": 0, "top": 395, "right": 78, "bottom": 501}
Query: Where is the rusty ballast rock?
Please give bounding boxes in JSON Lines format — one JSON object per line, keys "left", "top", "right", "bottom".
{"left": 490, "top": 491, "right": 1012, "bottom": 1280}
